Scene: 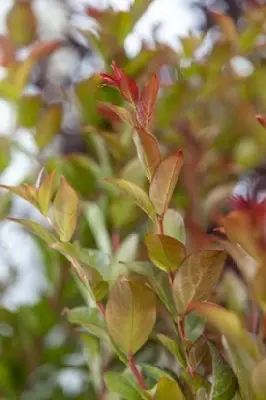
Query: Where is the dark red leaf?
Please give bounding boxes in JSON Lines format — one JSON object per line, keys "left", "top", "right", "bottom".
{"left": 137, "top": 74, "right": 159, "bottom": 132}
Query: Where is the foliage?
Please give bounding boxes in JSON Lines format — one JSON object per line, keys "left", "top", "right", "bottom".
{"left": 1, "top": 1, "right": 266, "bottom": 399}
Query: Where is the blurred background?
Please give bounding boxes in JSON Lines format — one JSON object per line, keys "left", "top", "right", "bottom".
{"left": 0, "top": 0, "right": 266, "bottom": 398}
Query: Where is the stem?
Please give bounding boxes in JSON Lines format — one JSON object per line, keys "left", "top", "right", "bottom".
{"left": 128, "top": 354, "right": 147, "bottom": 390}
{"left": 169, "top": 271, "right": 175, "bottom": 286}
{"left": 97, "top": 302, "right": 105, "bottom": 318}
{"left": 112, "top": 231, "right": 120, "bottom": 253}
{"left": 157, "top": 215, "right": 164, "bottom": 235}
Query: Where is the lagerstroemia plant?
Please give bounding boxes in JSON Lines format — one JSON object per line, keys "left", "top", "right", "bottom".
{"left": 2, "top": 62, "right": 266, "bottom": 400}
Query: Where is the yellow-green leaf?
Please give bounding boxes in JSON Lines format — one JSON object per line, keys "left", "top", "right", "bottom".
{"left": 149, "top": 150, "right": 184, "bottom": 216}
{"left": 0, "top": 184, "right": 37, "bottom": 206}
{"left": 35, "top": 104, "right": 62, "bottom": 149}
{"left": 145, "top": 233, "right": 185, "bottom": 272}
{"left": 105, "top": 279, "right": 156, "bottom": 355}
{"left": 173, "top": 251, "right": 226, "bottom": 315}
{"left": 37, "top": 170, "right": 57, "bottom": 216}
{"left": 105, "top": 178, "right": 157, "bottom": 223}
{"left": 7, "top": 3, "right": 37, "bottom": 47}
{"left": 52, "top": 177, "right": 79, "bottom": 242}
{"left": 7, "top": 218, "right": 57, "bottom": 245}
{"left": 156, "top": 378, "right": 183, "bottom": 400}
{"left": 17, "top": 94, "right": 43, "bottom": 128}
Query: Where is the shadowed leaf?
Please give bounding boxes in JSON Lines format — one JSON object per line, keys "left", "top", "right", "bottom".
{"left": 156, "top": 377, "right": 183, "bottom": 400}
{"left": 37, "top": 170, "right": 57, "bottom": 216}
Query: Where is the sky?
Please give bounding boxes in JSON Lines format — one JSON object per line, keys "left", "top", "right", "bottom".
{"left": 0, "top": 0, "right": 198, "bottom": 309}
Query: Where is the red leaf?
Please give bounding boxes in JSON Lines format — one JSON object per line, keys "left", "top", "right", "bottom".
{"left": 97, "top": 102, "right": 135, "bottom": 127}
{"left": 87, "top": 7, "right": 104, "bottom": 19}
{"left": 137, "top": 74, "right": 159, "bottom": 132}
{"left": 256, "top": 114, "right": 266, "bottom": 128}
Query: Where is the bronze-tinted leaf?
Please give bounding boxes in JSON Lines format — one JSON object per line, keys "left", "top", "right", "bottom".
{"left": 145, "top": 233, "right": 185, "bottom": 272}
{"left": 137, "top": 74, "right": 159, "bottom": 132}
{"left": 149, "top": 150, "right": 184, "bottom": 216}
{"left": 105, "top": 279, "right": 156, "bottom": 355}
{"left": 98, "top": 102, "right": 135, "bottom": 127}
{"left": 173, "top": 251, "right": 226, "bottom": 315}
{"left": 52, "top": 177, "right": 79, "bottom": 242}
{"left": 37, "top": 170, "right": 57, "bottom": 216}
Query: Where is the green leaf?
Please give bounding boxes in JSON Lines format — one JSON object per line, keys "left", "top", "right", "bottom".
{"left": 0, "top": 136, "right": 11, "bottom": 172}
{"left": 7, "top": 3, "right": 36, "bottom": 47}
{"left": 84, "top": 202, "right": 112, "bottom": 254}
{"left": 184, "top": 312, "right": 205, "bottom": 342}
{"left": 105, "top": 279, "right": 156, "bottom": 355}
{"left": 37, "top": 170, "right": 57, "bottom": 216}
{"left": 163, "top": 209, "right": 186, "bottom": 244}
{"left": 66, "top": 307, "right": 109, "bottom": 342}
{"left": 156, "top": 378, "right": 183, "bottom": 400}
{"left": 52, "top": 177, "right": 79, "bottom": 242}
{"left": 173, "top": 250, "right": 226, "bottom": 315}
{"left": 35, "top": 104, "right": 62, "bottom": 149}
{"left": 145, "top": 233, "right": 185, "bottom": 272}
{"left": 0, "top": 193, "right": 11, "bottom": 220}
{"left": 251, "top": 359, "right": 266, "bottom": 400}
{"left": 17, "top": 94, "right": 43, "bottom": 128}
{"left": 149, "top": 150, "right": 184, "bottom": 216}
{"left": 7, "top": 218, "right": 57, "bottom": 245}
{"left": 105, "top": 178, "right": 157, "bottom": 223}
{"left": 141, "top": 364, "right": 174, "bottom": 382}
{"left": 209, "top": 341, "right": 237, "bottom": 400}
{"left": 148, "top": 268, "right": 177, "bottom": 316}
{"left": 157, "top": 334, "right": 186, "bottom": 367}
{"left": 133, "top": 127, "right": 161, "bottom": 182}
{"left": 105, "top": 371, "right": 150, "bottom": 400}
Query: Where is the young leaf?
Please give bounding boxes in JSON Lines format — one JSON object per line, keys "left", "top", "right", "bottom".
{"left": 208, "top": 341, "right": 237, "bottom": 400}
{"left": 35, "top": 104, "right": 62, "bottom": 149}
{"left": 7, "top": 218, "right": 57, "bottom": 245}
{"left": 251, "top": 358, "right": 266, "bottom": 399}
{"left": 145, "top": 234, "right": 186, "bottom": 272}
{"left": 173, "top": 251, "right": 226, "bottom": 315}
{"left": 52, "top": 177, "right": 79, "bottom": 242}
{"left": 133, "top": 127, "right": 161, "bottom": 182}
{"left": 66, "top": 307, "right": 108, "bottom": 342}
{"left": 105, "top": 279, "right": 156, "bottom": 355}
{"left": 136, "top": 74, "right": 159, "bottom": 132}
{"left": 37, "top": 170, "right": 56, "bottom": 216}
{"left": 156, "top": 378, "right": 184, "bottom": 400}
{"left": 163, "top": 209, "right": 186, "bottom": 244}
{"left": 0, "top": 184, "right": 37, "bottom": 206}
{"left": 105, "top": 178, "right": 157, "bottom": 223}
{"left": 97, "top": 102, "right": 135, "bottom": 127}
{"left": 149, "top": 150, "right": 184, "bottom": 216}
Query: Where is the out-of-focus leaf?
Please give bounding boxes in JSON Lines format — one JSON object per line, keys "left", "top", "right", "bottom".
{"left": 210, "top": 11, "right": 238, "bottom": 43}
{"left": 251, "top": 358, "right": 266, "bottom": 400}
{"left": 105, "top": 178, "right": 157, "bottom": 223}
{"left": 0, "top": 193, "right": 11, "bottom": 220}
{"left": 105, "top": 371, "right": 150, "bottom": 400}
{"left": 156, "top": 377, "right": 183, "bottom": 400}
{"left": 37, "top": 170, "right": 57, "bottom": 216}
{"left": 196, "top": 389, "right": 208, "bottom": 400}
{"left": 97, "top": 102, "right": 135, "bottom": 127}
{"left": 133, "top": 127, "right": 161, "bottom": 182}
{"left": 136, "top": 74, "right": 159, "bottom": 132}
{"left": 84, "top": 202, "right": 112, "bottom": 255}
{"left": 0, "top": 136, "right": 11, "bottom": 172}
{"left": 0, "top": 183, "right": 37, "bottom": 206}
{"left": 149, "top": 150, "right": 184, "bottom": 216}
{"left": 17, "top": 94, "right": 43, "bottom": 128}
{"left": 157, "top": 334, "right": 186, "bottom": 367}
{"left": 0, "top": 35, "right": 15, "bottom": 66}
{"left": 106, "top": 279, "right": 156, "bottom": 355}
{"left": 35, "top": 104, "right": 62, "bottom": 149}
{"left": 252, "top": 263, "right": 266, "bottom": 313}
{"left": 173, "top": 251, "right": 226, "bottom": 315}
{"left": 7, "top": 3, "right": 37, "bottom": 47}
{"left": 52, "top": 177, "right": 79, "bottom": 242}
{"left": 7, "top": 218, "right": 57, "bottom": 245}
{"left": 66, "top": 307, "right": 109, "bottom": 341}
{"left": 141, "top": 365, "right": 174, "bottom": 382}
{"left": 30, "top": 40, "right": 63, "bottom": 60}
{"left": 163, "top": 209, "right": 186, "bottom": 244}
{"left": 208, "top": 341, "right": 237, "bottom": 400}
{"left": 145, "top": 234, "right": 185, "bottom": 272}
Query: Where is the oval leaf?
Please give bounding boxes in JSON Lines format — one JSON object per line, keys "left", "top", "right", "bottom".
{"left": 52, "top": 177, "right": 78, "bottom": 242}
{"left": 173, "top": 250, "right": 226, "bottom": 315}
{"left": 35, "top": 104, "right": 62, "bottom": 149}
{"left": 137, "top": 74, "right": 159, "bottom": 132}
{"left": 149, "top": 150, "right": 184, "bottom": 216}
{"left": 156, "top": 378, "right": 183, "bottom": 400}
{"left": 145, "top": 233, "right": 185, "bottom": 272}
{"left": 106, "top": 279, "right": 156, "bottom": 355}
{"left": 7, "top": 3, "right": 36, "bottom": 47}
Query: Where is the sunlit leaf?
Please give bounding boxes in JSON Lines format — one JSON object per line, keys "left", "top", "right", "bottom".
{"left": 37, "top": 170, "right": 57, "bottom": 216}
{"left": 156, "top": 377, "right": 183, "bottom": 400}
{"left": 145, "top": 233, "right": 185, "bottom": 272}
{"left": 149, "top": 150, "right": 184, "bottom": 216}
{"left": 7, "top": 218, "right": 57, "bottom": 245}
{"left": 52, "top": 177, "right": 79, "bottom": 242}
{"left": 173, "top": 251, "right": 226, "bottom": 315}
{"left": 106, "top": 279, "right": 156, "bottom": 355}
{"left": 105, "top": 178, "right": 157, "bottom": 223}
{"left": 0, "top": 183, "right": 37, "bottom": 206}
{"left": 208, "top": 341, "right": 237, "bottom": 400}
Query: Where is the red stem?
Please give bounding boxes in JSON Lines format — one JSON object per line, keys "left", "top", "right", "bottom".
{"left": 97, "top": 302, "right": 105, "bottom": 318}
{"left": 128, "top": 354, "right": 148, "bottom": 390}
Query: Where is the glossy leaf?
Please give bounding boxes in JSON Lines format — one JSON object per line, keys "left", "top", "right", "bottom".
{"left": 105, "top": 178, "right": 157, "bottom": 223}
{"left": 137, "top": 74, "right": 159, "bottom": 132}
{"left": 52, "top": 177, "right": 79, "bottom": 242}
{"left": 133, "top": 127, "right": 161, "bottom": 182}
{"left": 173, "top": 251, "right": 226, "bottom": 315}
{"left": 209, "top": 341, "right": 237, "bottom": 400}
{"left": 145, "top": 233, "right": 185, "bottom": 272}
{"left": 7, "top": 3, "right": 36, "bottom": 47}
{"left": 35, "top": 104, "right": 62, "bottom": 149}
{"left": 37, "top": 170, "right": 57, "bottom": 216}
{"left": 149, "top": 150, "right": 184, "bottom": 216}
{"left": 156, "top": 378, "right": 183, "bottom": 400}
{"left": 105, "top": 279, "right": 156, "bottom": 355}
